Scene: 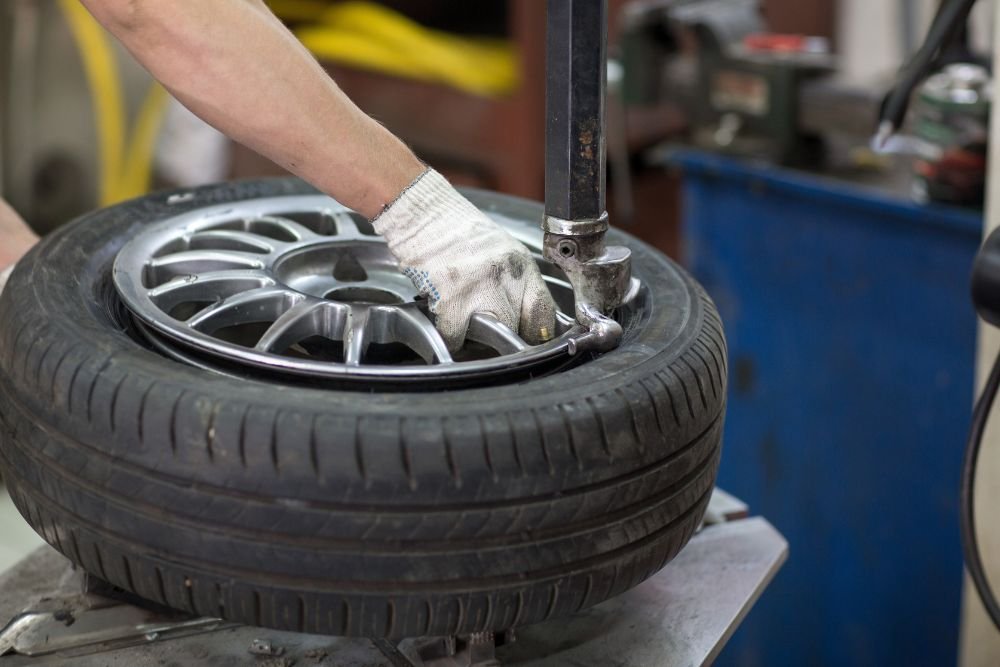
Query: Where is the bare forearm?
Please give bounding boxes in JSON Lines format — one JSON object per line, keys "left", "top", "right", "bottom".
{"left": 80, "top": 0, "right": 423, "bottom": 218}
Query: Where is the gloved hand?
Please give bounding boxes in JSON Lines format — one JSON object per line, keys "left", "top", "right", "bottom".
{"left": 374, "top": 169, "right": 557, "bottom": 351}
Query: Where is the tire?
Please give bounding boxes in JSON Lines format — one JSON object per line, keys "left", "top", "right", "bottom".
{"left": 0, "top": 179, "right": 727, "bottom": 638}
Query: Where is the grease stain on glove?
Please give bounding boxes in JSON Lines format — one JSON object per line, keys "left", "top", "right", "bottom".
{"left": 374, "top": 169, "right": 557, "bottom": 351}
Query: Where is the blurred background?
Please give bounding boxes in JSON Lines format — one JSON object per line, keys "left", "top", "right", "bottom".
{"left": 1, "top": 0, "right": 998, "bottom": 665}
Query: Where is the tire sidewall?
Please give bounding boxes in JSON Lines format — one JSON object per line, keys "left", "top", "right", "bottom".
{"left": 3, "top": 179, "right": 704, "bottom": 414}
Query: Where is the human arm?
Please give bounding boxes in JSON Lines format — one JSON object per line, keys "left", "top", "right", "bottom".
{"left": 79, "top": 0, "right": 556, "bottom": 347}
{"left": 78, "top": 0, "right": 421, "bottom": 218}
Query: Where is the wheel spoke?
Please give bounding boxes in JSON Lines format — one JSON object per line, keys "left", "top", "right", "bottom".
{"left": 254, "top": 298, "right": 336, "bottom": 353}
{"left": 147, "top": 270, "right": 274, "bottom": 312}
{"left": 255, "top": 215, "right": 319, "bottom": 242}
{"left": 186, "top": 287, "right": 300, "bottom": 333}
{"left": 145, "top": 250, "right": 266, "bottom": 287}
{"left": 188, "top": 229, "right": 277, "bottom": 254}
{"left": 343, "top": 307, "right": 370, "bottom": 365}
{"left": 374, "top": 305, "right": 452, "bottom": 364}
{"left": 291, "top": 274, "right": 342, "bottom": 299}
{"left": 467, "top": 313, "right": 528, "bottom": 354}
{"left": 333, "top": 212, "right": 377, "bottom": 239}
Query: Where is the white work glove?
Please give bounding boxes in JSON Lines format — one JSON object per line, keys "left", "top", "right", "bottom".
{"left": 374, "top": 169, "right": 557, "bottom": 351}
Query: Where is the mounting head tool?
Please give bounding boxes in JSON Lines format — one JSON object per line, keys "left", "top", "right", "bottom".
{"left": 543, "top": 0, "right": 634, "bottom": 353}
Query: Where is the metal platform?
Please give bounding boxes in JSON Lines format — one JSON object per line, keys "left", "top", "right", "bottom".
{"left": 0, "top": 493, "right": 785, "bottom": 667}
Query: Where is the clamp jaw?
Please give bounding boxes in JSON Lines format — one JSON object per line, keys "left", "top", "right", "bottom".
{"left": 543, "top": 214, "right": 632, "bottom": 353}
{"left": 544, "top": 0, "right": 633, "bottom": 353}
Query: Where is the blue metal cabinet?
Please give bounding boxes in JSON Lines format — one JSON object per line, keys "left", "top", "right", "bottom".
{"left": 673, "top": 150, "right": 982, "bottom": 666}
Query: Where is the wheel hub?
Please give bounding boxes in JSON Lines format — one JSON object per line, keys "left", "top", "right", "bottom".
{"left": 113, "top": 194, "right": 630, "bottom": 385}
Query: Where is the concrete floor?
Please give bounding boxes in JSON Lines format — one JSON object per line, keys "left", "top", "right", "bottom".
{"left": 0, "top": 484, "right": 44, "bottom": 575}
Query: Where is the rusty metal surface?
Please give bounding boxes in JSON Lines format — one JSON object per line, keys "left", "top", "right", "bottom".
{"left": 544, "top": 0, "right": 608, "bottom": 221}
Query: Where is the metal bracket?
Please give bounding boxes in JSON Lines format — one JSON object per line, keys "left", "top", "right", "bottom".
{"left": 0, "top": 606, "right": 233, "bottom": 658}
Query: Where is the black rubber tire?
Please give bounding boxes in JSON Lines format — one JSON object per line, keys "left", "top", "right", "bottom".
{"left": 0, "top": 179, "right": 726, "bottom": 639}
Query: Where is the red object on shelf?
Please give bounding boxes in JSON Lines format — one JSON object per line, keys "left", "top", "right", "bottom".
{"left": 744, "top": 33, "right": 825, "bottom": 53}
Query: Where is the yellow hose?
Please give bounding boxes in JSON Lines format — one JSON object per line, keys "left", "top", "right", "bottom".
{"left": 58, "top": 0, "right": 126, "bottom": 206}
{"left": 266, "top": 0, "right": 329, "bottom": 22}
{"left": 121, "top": 84, "right": 170, "bottom": 200}
{"left": 58, "top": 0, "right": 169, "bottom": 205}
{"left": 293, "top": 2, "right": 518, "bottom": 98}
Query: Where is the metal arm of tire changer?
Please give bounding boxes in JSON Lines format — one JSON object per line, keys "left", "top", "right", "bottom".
{"left": 544, "top": 0, "right": 634, "bottom": 353}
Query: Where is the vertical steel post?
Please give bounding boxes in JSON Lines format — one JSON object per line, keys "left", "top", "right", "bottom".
{"left": 544, "top": 0, "right": 608, "bottom": 223}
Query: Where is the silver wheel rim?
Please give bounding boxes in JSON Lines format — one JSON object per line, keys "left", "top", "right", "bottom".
{"left": 113, "top": 194, "right": 619, "bottom": 384}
